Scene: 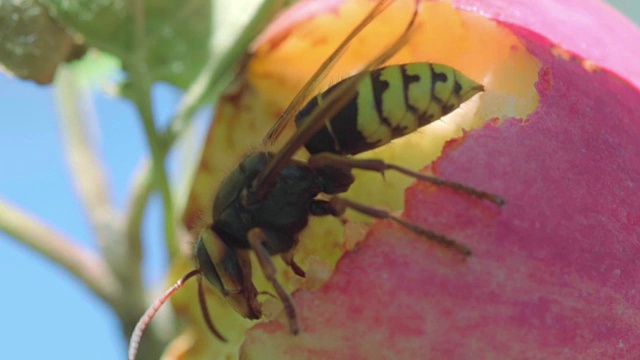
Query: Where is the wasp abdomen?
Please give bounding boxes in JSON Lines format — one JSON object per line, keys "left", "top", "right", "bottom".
{"left": 296, "top": 63, "right": 484, "bottom": 156}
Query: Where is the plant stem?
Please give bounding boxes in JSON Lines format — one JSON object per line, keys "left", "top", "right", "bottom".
{"left": 163, "top": 0, "right": 288, "bottom": 148}
{"left": 130, "top": 0, "right": 178, "bottom": 257}
{"left": 0, "top": 198, "right": 121, "bottom": 306}
{"left": 124, "top": 0, "right": 288, "bottom": 248}
{"left": 54, "top": 66, "right": 121, "bottom": 255}
{"left": 124, "top": 159, "right": 152, "bottom": 268}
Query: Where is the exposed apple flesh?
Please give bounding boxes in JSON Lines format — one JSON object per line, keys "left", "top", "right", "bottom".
{"left": 239, "top": 0, "right": 640, "bottom": 359}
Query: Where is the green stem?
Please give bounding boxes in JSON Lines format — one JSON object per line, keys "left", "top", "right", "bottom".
{"left": 124, "top": 0, "right": 289, "bottom": 243}
{"left": 141, "top": 0, "right": 289, "bottom": 219}
{"left": 54, "top": 66, "right": 121, "bottom": 258}
{"left": 163, "top": 0, "right": 287, "bottom": 146}
{"left": 124, "top": 159, "right": 152, "bottom": 266}
{"left": 130, "top": 0, "right": 178, "bottom": 256}
{"left": 0, "top": 198, "right": 120, "bottom": 306}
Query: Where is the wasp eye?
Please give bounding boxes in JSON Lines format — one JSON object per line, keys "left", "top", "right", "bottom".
{"left": 196, "top": 228, "right": 240, "bottom": 293}
{"left": 196, "top": 228, "right": 246, "bottom": 296}
{"left": 195, "top": 237, "right": 226, "bottom": 293}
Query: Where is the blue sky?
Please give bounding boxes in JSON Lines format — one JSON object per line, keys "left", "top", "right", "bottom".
{"left": 0, "top": 1, "right": 638, "bottom": 359}
{"left": 0, "top": 74, "right": 181, "bottom": 359}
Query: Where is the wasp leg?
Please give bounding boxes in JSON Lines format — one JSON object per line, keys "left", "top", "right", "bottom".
{"left": 234, "top": 250, "right": 263, "bottom": 320}
{"left": 329, "top": 196, "right": 473, "bottom": 257}
{"left": 247, "top": 228, "right": 300, "bottom": 335}
{"left": 281, "top": 251, "right": 306, "bottom": 278}
{"left": 197, "top": 276, "right": 228, "bottom": 342}
{"left": 309, "top": 152, "right": 506, "bottom": 206}
{"left": 310, "top": 199, "right": 338, "bottom": 216}
{"left": 310, "top": 199, "right": 349, "bottom": 224}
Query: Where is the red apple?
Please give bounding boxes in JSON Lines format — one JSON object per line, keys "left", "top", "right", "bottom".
{"left": 234, "top": 0, "right": 640, "bottom": 358}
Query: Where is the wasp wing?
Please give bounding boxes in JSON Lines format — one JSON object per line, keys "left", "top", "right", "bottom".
{"left": 262, "top": 0, "right": 394, "bottom": 146}
{"left": 254, "top": 1, "right": 420, "bottom": 198}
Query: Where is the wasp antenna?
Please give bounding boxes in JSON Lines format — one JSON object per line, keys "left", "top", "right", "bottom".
{"left": 197, "top": 276, "right": 228, "bottom": 342}
{"left": 128, "top": 269, "right": 201, "bottom": 360}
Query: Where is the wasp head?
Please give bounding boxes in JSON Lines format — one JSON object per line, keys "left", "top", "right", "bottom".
{"left": 195, "top": 227, "right": 262, "bottom": 320}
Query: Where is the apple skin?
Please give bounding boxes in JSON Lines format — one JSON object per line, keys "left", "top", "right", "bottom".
{"left": 453, "top": 0, "right": 640, "bottom": 88}
{"left": 241, "top": 1, "right": 640, "bottom": 359}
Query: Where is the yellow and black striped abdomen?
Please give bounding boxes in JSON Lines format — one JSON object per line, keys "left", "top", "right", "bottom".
{"left": 296, "top": 63, "right": 484, "bottom": 156}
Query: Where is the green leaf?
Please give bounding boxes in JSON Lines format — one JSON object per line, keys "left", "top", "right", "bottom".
{"left": 0, "top": 0, "right": 86, "bottom": 84}
{"left": 42, "top": 0, "right": 212, "bottom": 88}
